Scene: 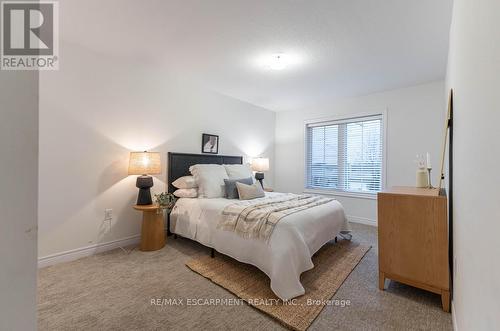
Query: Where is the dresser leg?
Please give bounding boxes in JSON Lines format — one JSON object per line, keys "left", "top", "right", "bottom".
{"left": 441, "top": 290, "right": 450, "bottom": 312}
{"left": 378, "top": 272, "right": 385, "bottom": 290}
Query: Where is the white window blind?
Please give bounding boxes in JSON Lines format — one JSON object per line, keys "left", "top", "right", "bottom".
{"left": 306, "top": 114, "right": 383, "bottom": 194}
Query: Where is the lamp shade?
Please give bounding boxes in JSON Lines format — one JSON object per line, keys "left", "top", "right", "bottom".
{"left": 251, "top": 157, "right": 269, "bottom": 172}
{"left": 128, "top": 151, "right": 161, "bottom": 175}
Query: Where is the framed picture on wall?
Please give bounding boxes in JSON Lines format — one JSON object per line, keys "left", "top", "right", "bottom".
{"left": 201, "top": 133, "right": 219, "bottom": 154}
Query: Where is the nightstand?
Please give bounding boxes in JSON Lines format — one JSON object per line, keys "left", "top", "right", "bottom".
{"left": 264, "top": 188, "right": 274, "bottom": 192}
{"left": 133, "top": 205, "right": 165, "bottom": 251}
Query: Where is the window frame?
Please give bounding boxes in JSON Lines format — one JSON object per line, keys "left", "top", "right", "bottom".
{"left": 303, "top": 110, "right": 387, "bottom": 200}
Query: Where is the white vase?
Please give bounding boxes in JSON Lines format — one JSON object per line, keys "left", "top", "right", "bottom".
{"left": 416, "top": 168, "right": 428, "bottom": 188}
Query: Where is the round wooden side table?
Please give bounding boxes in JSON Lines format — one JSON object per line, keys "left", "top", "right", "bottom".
{"left": 133, "top": 205, "right": 166, "bottom": 251}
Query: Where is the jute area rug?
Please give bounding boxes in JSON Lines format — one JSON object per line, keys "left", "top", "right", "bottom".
{"left": 186, "top": 240, "right": 370, "bottom": 331}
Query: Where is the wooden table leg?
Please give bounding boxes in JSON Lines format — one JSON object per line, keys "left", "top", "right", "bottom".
{"left": 379, "top": 271, "right": 385, "bottom": 290}
{"left": 140, "top": 210, "right": 165, "bottom": 251}
{"left": 441, "top": 290, "right": 450, "bottom": 312}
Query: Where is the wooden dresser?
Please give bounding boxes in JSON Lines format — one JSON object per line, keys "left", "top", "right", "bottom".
{"left": 377, "top": 186, "right": 450, "bottom": 312}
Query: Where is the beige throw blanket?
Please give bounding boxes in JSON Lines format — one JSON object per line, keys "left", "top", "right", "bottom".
{"left": 217, "top": 194, "right": 334, "bottom": 242}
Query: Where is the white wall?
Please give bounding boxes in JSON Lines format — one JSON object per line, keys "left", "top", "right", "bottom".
{"left": 446, "top": 0, "right": 500, "bottom": 329}
{"left": 0, "top": 71, "right": 38, "bottom": 328}
{"left": 275, "top": 81, "right": 445, "bottom": 223}
{"left": 38, "top": 41, "right": 275, "bottom": 259}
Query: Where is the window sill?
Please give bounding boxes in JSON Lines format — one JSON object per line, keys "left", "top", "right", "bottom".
{"left": 303, "top": 188, "right": 378, "bottom": 200}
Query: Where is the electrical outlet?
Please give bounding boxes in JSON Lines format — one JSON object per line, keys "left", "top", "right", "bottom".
{"left": 102, "top": 218, "right": 112, "bottom": 234}
{"left": 105, "top": 209, "right": 113, "bottom": 220}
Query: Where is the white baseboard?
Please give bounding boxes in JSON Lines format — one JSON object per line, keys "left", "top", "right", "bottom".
{"left": 347, "top": 215, "right": 377, "bottom": 227}
{"left": 38, "top": 234, "right": 141, "bottom": 268}
{"left": 452, "top": 301, "right": 458, "bottom": 331}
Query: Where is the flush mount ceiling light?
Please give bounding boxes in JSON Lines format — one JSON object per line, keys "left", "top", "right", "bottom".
{"left": 268, "top": 54, "right": 287, "bottom": 70}
{"left": 254, "top": 52, "right": 304, "bottom": 72}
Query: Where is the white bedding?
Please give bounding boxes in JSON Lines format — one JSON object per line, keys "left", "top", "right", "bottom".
{"left": 170, "top": 192, "right": 349, "bottom": 300}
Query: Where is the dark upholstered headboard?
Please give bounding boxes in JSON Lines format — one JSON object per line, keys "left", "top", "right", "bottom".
{"left": 167, "top": 152, "right": 243, "bottom": 193}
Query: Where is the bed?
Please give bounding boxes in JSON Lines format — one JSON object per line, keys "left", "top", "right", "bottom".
{"left": 167, "top": 152, "right": 349, "bottom": 301}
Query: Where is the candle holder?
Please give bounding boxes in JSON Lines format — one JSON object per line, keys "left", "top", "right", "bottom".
{"left": 427, "top": 167, "right": 434, "bottom": 189}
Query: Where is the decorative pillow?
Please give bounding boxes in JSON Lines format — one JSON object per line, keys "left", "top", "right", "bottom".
{"left": 172, "top": 176, "right": 197, "bottom": 189}
{"left": 173, "top": 188, "right": 198, "bottom": 198}
{"left": 224, "top": 177, "right": 253, "bottom": 199}
{"left": 236, "top": 181, "right": 265, "bottom": 200}
{"left": 189, "top": 164, "right": 228, "bottom": 198}
{"left": 224, "top": 164, "right": 254, "bottom": 183}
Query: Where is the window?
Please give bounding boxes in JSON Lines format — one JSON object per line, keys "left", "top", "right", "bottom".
{"left": 305, "top": 114, "right": 384, "bottom": 196}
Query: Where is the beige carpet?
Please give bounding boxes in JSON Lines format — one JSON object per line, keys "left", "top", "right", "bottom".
{"left": 186, "top": 240, "right": 370, "bottom": 331}
{"left": 38, "top": 223, "right": 453, "bottom": 330}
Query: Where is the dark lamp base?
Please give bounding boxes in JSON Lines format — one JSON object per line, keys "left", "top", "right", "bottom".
{"left": 136, "top": 175, "right": 154, "bottom": 205}
{"left": 255, "top": 172, "right": 264, "bottom": 188}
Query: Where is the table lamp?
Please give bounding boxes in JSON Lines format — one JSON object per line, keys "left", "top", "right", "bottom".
{"left": 128, "top": 151, "right": 161, "bottom": 205}
{"left": 251, "top": 157, "right": 269, "bottom": 188}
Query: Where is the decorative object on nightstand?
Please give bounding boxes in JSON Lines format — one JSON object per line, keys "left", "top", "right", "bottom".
{"left": 133, "top": 204, "right": 165, "bottom": 251}
{"left": 378, "top": 186, "right": 450, "bottom": 312}
{"left": 251, "top": 157, "right": 269, "bottom": 188}
{"left": 128, "top": 151, "right": 161, "bottom": 205}
{"left": 153, "top": 192, "right": 176, "bottom": 214}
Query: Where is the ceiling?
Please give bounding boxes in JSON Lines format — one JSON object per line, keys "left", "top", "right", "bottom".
{"left": 61, "top": 0, "right": 454, "bottom": 112}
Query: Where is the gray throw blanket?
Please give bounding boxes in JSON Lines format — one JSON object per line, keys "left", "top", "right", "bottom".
{"left": 217, "top": 193, "right": 334, "bottom": 242}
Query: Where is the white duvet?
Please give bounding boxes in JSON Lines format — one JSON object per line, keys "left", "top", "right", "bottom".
{"left": 170, "top": 192, "right": 349, "bottom": 301}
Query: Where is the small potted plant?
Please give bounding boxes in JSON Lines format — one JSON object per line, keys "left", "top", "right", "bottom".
{"left": 153, "top": 192, "right": 176, "bottom": 214}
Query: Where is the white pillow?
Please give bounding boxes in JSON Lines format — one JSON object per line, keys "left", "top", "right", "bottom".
{"left": 173, "top": 188, "right": 198, "bottom": 198}
{"left": 236, "top": 181, "right": 265, "bottom": 200}
{"left": 189, "top": 164, "right": 228, "bottom": 198}
{"left": 224, "top": 164, "right": 254, "bottom": 183}
{"left": 172, "top": 176, "right": 197, "bottom": 189}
